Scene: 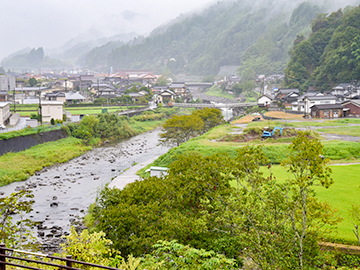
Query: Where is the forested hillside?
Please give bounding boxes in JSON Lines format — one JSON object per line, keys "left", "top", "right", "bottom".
{"left": 284, "top": 5, "right": 360, "bottom": 91}
{"left": 101, "top": 0, "right": 323, "bottom": 77}
{"left": 1, "top": 47, "right": 69, "bottom": 69}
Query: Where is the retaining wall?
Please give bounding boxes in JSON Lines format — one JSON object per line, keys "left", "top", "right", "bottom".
{"left": 0, "top": 129, "right": 69, "bottom": 156}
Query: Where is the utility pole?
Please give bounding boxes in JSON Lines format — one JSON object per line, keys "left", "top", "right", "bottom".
{"left": 38, "top": 86, "right": 42, "bottom": 125}
{"left": 10, "top": 82, "right": 15, "bottom": 113}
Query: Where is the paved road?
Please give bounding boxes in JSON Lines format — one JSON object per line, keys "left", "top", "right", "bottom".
{"left": 109, "top": 153, "right": 165, "bottom": 189}
{"left": 0, "top": 117, "right": 29, "bottom": 133}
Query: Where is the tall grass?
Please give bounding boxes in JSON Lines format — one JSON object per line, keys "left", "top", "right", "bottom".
{"left": 0, "top": 125, "right": 61, "bottom": 140}
{"left": 0, "top": 137, "right": 91, "bottom": 186}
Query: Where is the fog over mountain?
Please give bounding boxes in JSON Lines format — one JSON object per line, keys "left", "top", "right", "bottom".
{"left": 0, "top": 0, "right": 216, "bottom": 61}
{"left": 1, "top": 0, "right": 359, "bottom": 70}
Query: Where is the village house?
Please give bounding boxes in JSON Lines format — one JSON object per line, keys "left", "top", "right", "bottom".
{"left": 152, "top": 86, "right": 168, "bottom": 95}
{"left": 291, "top": 92, "right": 324, "bottom": 112}
{"left": 45, "top": 92, "right": 66, "bottom": 102}
{"left": 274, "top": 88, "right": 300, "bottom": 100}
{"left": 0, "top": 102, "right": 11, "bottom": 125}
{"left": 257, "top": 94, "right": 273, "bottom": 107}
{"left": 303, "top": 95, "right": 337, "bottom": 115}
{"left": 310, "top": 104, "right": 344, "bottom": 118}
{"left": 127, "top": 92, "right": 144, "bottom": 103}
{"left": 41, "top": 101, "right": 64, "bottom": 123}
{"left": 342, "top": 99, "right": 360, "bottom": 117}
{"left": 65, "top": 92, "right": 86, "bottom": 104}
{"left": 169, "top": 82, "right": 187, "bottom": 96}
{"left": 155, "top": 90, "right": 175, "bottom": 105}
{"left": 280, "top": 91, "right": 300, "bottom": 108}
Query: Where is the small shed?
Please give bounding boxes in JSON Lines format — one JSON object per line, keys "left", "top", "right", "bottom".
{"left": 311, "top": 104, "right": 344, "bottom": 118}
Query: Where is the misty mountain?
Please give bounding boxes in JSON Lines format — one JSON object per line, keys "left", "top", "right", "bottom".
{"left": 88, "top": 0, "right": 355, "bottom": 78}
{"left": 47, "top": 31, "right": 139, "bottom": 65}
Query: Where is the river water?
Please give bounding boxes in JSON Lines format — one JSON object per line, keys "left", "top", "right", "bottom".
{"left": 0, "top": 129, "right": 170, "bottom": 250}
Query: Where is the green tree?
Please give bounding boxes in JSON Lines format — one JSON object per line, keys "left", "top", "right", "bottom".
{"left": 90, "top": 152, "right": 238, "bottom": 258}
{"left": 229, "top": 134, "right": 340, "bottom": 269}
{"left": 28, "top": 77, "right": 37, "bottom": 87}
{"left": 281, "top": 132, "right": 338, "bottom": 269}
{"left": 61, "top": 227, "right": 119, "bottom": 266}
{"left": 141, "top": 240, "right": 236, "bottom": 269}
{"left": 0, "top": 190, "right": 35, "bottom": 249}
{"left": 192, "top": 108, "right": 224, "bottom": 134}
{"left": 159, "top": 114, "right": 204, "bottom": 146}
{"left": 349, "top": 204, "right": 360, "bottom": 245}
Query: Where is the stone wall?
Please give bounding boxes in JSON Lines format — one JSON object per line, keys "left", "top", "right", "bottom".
{"left": 0, "top": 129, "right": 69, "bottom": 156}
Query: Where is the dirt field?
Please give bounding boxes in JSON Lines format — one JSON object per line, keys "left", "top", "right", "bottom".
{"left": 264, "top": 111, "right": 304, "bottom": 119}
{"left": 232, "top": 115, "right": 263, "bottom": 124}
{"left": 219, "top": 127, "right": 297, "bottom": 143}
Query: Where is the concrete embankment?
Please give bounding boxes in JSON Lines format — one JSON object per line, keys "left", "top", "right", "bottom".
{"left": 0, "top": 129, "right": 68, "bottom": 156}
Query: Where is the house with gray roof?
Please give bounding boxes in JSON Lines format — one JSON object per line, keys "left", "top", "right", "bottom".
{"left": 303, "top": 95, "right": 337, "bottom": 115}
{"left": 65, "top": 92, "right": 86, "bottom": 104}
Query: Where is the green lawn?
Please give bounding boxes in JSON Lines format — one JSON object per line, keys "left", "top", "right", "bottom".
{"left": 9, "top": 105, "right": 143, "bottom": 117}
{"left": 254, "top": 164, "right": 360, "bottom": 244}
{"left": 205, "top": 88, "right": 235, "bottom": 99}
{"left": 320, "top": 126, "right": 360, "bottom": 137}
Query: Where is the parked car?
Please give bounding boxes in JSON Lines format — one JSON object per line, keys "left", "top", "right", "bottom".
{"left": 0, "top": 124, "right": 6, "bottom": 129}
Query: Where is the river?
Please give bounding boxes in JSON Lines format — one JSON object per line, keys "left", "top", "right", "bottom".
{"left": 0, "top": 129, "right": 170, "bottom": 251}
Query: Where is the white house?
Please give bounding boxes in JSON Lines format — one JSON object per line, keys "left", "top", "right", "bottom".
{"left": 303, "top": 95, "right": 337, "bottom": 115}
{"left": 0, "top": 102, "right": 11, "bottom": 125}
{"left": 257, "top": 94, "right": 273, "bottom": 107}
{"left": 61, "top": 80, "right": 74, "bottom": 90}
{"left": 41, "top": 101, "right": 64, "bottom": 123}
{"left": 292, "top": 92, "right": 324, "bottom": 112}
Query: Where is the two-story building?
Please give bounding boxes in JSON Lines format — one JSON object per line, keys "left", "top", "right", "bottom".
{"left": 303, "top": 95, "right": 337, "bottom": 115}
{"left": 291, "top": 92, "right": 324, "bottom": 112}
{"left": 41, "top": 101, "right": 64, "bottom": 123}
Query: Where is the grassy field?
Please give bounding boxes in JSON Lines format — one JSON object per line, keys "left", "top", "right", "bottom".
{"left": 320, "top": 126, "right": 360, "bottom": 137}
{"left": 254, "top": 164, "right": 360, "bottom": 244}
{"left": 205, "top": 88, "right": 235, "bottom": 99}
{"left": 9, "top": 104, "right": 143, "bottom": 117}
{"left": 65, "top": 105, "right": 141, "bottom": 115}
{"left": 0, "top": 137, "right": 91, "bottom": 186}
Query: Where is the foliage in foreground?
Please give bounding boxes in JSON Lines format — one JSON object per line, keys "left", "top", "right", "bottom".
{"left": 91, "top": 132, "right": 341, "bottom": 269}
{"left": 0, "top": 190, "right": 35, "bottom": 250}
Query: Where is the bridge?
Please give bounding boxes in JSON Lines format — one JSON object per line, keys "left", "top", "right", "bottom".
{"left": 170, "top": 102, "right": 257, "bottom": 108}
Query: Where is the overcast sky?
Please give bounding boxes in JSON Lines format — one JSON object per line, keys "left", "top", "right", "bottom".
{"left": 0, "top": 0, "right": 216, "bottom": 60}
{"left": 1, "top": 0, "right": 359, "bottom": 62}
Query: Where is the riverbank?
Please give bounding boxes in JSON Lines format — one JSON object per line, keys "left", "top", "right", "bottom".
{"left": 0, "top": 128, "right": 170, "bottom": 251}
{"left": 0, "top": 115, "right": 170, "bottom": 187}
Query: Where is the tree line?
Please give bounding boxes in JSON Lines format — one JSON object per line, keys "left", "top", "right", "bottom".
{"left": 284, "top": 5, "right": 360, "bottom": 91}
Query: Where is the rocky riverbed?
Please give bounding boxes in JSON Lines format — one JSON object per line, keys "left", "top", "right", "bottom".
{"left": 0, "top": 129, "right": 170, "bottom": 252}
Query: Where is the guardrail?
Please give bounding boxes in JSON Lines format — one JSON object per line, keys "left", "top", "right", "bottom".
{"left": 0, "top": 244, "right": 123, "bottom": 270}
{"left": 171, "top": 102, "right": 257, "bottom": 108}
